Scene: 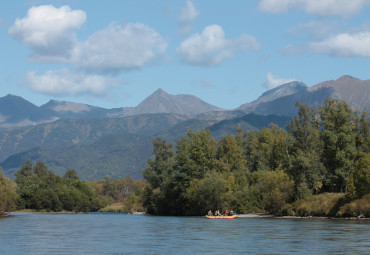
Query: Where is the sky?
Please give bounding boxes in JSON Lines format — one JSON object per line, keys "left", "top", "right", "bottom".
{"left": 1, "top": 0, "right": 370, "bottom": 110}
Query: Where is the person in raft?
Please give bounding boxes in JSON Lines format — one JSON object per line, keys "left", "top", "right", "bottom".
{"left": 207, "top": 210, "right": 213, "bottom": 216}
{"left": 216, "top": 210, "right": 222, "bottom": 216}
{"left": 225, "top": 210, "right": 229, "bottom": 216}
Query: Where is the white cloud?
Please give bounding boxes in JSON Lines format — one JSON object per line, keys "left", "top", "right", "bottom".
{"left": 177, "top": 25, "right": 260, "bottom": 66}
{"left": 75, "top": 23, "right": 167, "bottom": 74}
{"left": 179, "top": 0, "right": 199, "bottom": 23}
{"left": 310, "top": 31, "right": 370, "bottom": 57}
{"left": 24, "top": 69, "right": 121, "bottom": 97}
{"left": 9, "top": 5, "right": 86, "bottom": 62}
{"left": 9, "top": 5, "right": 167, "bottom": 73}
{"left": 264, "top": 72, "right": 297, "bottom": 89}
{"left": 258, "top": 0, "right": 370, "bottom": 17}
{"left": 178, "top": 0, "right": 200, "bottom": 34}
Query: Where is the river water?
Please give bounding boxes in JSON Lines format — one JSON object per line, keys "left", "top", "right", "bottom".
{"left": 0, "top": 213, "right": 369, "bottom": 254}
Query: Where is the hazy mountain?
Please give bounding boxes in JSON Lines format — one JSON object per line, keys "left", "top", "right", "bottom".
{"left": 209, "top": 114, "right": 291, "bottom": 140}
{"left": 307, "top": 75, "right": 370, "bottom": 111}
{"left": 0, "top": 113, "right": 189, "bottom": 163}
{"left": 0, "top": 89, "right": 224, "bottom": 128}
{"left": 1, "top": 75, "right": 369, "bottom": 180}
{"left": 40, "top": 100, "right": 114, "bottom": 119}
{"left": 1, "top": 133, "right": 153, "bottom": 180}
{"left": 0, "top": 112, "right": 288, "bottom": 180}
{"left": 238, "top": 76, "right": 370, "bottom": 116}
{"left": 0, "top": 94, "right": 57, "bottom": 127}
{"left": 116, "top": 88, "right": 224, "bottom": 116}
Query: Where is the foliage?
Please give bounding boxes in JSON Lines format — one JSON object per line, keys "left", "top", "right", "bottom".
{"left": 319, "top": 99, "right": 357, "bottom": 192}
{"left": 256, "top": 170, "right": 294, "bottom": 215}
{"left": 0, "top": 167, "right": 18, "bottom": 215}
{"left": 90, "top": 175, "right": 146, "bottom": 213}
{"left": 143, "top": 99, "right": 369, "bottom": 216}
{"left": 15, "top": 161, "right": 109, "bottom": 212}
{"left": 287, "top": 102, "right": 325, "bottom": 199}
{"left": 347, "top": 153, "right": 370, "bottom": 199}
{"left": 337, "top": 194, "right": 370, "bottom": 217}
{"left": 292, "top": 193, "right": 347, "bottom": 217}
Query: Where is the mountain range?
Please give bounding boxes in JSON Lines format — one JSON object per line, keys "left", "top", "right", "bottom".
{"left": 0, "top": 75, "right": 369, "bottom": 180}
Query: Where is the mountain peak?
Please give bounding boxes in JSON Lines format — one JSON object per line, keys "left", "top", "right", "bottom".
{"left": 132, "top": 88, "right": 222, "bottom": 115}
{"left": 337, "top": 75, "right": 356, "bottom": 82}
{"left": 256, "top": 81, "right": 307, "bottom": 104}
{"left": 152, "top": 88, "right": 168, "bottom": 96}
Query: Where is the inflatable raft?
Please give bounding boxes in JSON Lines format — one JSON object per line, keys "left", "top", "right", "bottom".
{"left": 205, "top": 215, "right": 238, "bottom": 219}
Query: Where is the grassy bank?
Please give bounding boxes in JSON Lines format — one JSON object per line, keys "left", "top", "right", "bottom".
{"left": 283, "top": 193, "right": 369, "bottom": 218}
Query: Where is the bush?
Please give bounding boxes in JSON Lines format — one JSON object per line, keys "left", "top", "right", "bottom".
{"left": 293, "top": 193, "right": 346, "bottom": 217}
{"left": 337, "top": 194, "right": 370, "bottom": 217}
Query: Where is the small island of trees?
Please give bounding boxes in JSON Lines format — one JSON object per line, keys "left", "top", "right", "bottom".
{"left": 1, "top": 98, "right": 369, "bottom": 217}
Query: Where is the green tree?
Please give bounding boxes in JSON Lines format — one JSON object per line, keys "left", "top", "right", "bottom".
{"left": 347, "top": 153, "right": 370, "bottom": 199}
{"left": 185, "top": 171, "right": 226, "bottom": 215}
{"left": 243, "top": 125, "right": 290, "bottom": 172}
{"left": 175, "top": 129, "right": 217, "bottom": 179}
{"left": 287, "top": 102, "right": 325, "bottom": 199}
{"left": 15, "top": 161, "right": 103, "bottom": 212}
{"left": 319, "top": 99, "right": 356, "bottom": 192}
{"left": 0, "top": 167, "right": 18, "bottom": 215}
{"left": 256, "top": 170, "right": 294, "bottom": 214}
{"left": 217, "top": 133, "right": 247, "bottom": 173}
{"left": 143, "top": 138, "right": 176, "bottom": 215}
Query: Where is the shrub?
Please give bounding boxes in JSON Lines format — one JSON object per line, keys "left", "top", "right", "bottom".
{"left": 293, "top": 193, "right": 346, "bottom": 217}
{"left": 337, "top": 194, "right": 370, "bottom": 217}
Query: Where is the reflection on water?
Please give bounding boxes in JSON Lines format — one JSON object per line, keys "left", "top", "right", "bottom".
{"left": 0, "top": 213, "right": 369, "bottom": 254}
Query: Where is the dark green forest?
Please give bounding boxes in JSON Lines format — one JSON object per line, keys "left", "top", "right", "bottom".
{"left": 1, "top": 99, "right": 369, "bottom": 217}
{"left": 143, "top": 99, "right": 370, "bottom": 216}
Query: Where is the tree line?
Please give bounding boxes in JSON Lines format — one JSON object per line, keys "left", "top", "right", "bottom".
{"left": 0, "top": 162, "right": 146, "bottom": 214}
{"left": 1, "top": 98, "right": 369, "bottom": 216}
{"left": 143, "top": 99, "right": 369, "bottom": 216}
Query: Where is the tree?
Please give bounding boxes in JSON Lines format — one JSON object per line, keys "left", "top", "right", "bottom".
{"left": 15, "top": 161, "right": 104, "bottom": 212}
{"left": 243, "top": 125, "right": 290, "bottom": 172}
{"left": 287, "top": 102, "right": 325, "bottom": 199}
{"left": 0, "top": 167, "right": 18, "bottom": 215}
{"left": 185, "top": 172, "right": 226, "bottom": 215}
{"left": 217, "top": 133, "right": 247, "bottom": 173}
{"left": 347, "top": 153, "right": 370, "bottom": 199}
{"left": 319, "top": 99, "right": 356, "bottom": 192}
{"left": 256, "top": 170, "right": 294, "bottom": 214}
{"left": 175, "top": 129, "right": 217, "bottom": 179}
{"left": 143, "top": 138, "right": 176, "bottom": 215}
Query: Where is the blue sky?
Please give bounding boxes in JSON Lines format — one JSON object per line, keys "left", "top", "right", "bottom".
{"left": 1, "top": 0, "right": 370, "bottom": 110}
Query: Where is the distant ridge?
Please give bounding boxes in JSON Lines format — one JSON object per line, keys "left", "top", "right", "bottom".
{"left": 0, "top": 75, "right": 369, "bottom": 180}
{"left": 126, "top": 88, "right": 223, "bottom": 116}
{"left": 238, "top": 75, "right": 370, "bottom": 116}
{"left": 0, "top": 94, "right": 57, "bottom": 127}
{"left": 0, "top": 75, "right": 369, "bottom": 128}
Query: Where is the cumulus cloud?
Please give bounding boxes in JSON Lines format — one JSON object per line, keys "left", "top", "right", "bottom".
{"left": 177, "top": 25, "right": 260, "bottom": 66}
{"left": 9, "top": 5, "right": 86, "bottom": 62}
{"left": 258, "top": 0, "right": 370, "bottom": 17}
{"left": 9, "top": 5, "right": 167, "bottom": 73}
{"left": 310, "top": 31, "right": 370, "bottom": 57}
{"left": 24, "top": 69, "right": 121, "bottom": 97}
{"left": 264, "top": 72, "right": 297, "bottom": 89}
{"left": 75, "top": 23, "right": 167, "bottom": 74}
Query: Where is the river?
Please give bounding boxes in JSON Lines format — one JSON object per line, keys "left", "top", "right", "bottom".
{"left": 0, "top": 213, "right": 369, "bottom": 254}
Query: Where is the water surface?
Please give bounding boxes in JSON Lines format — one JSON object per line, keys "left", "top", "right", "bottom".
{"left": 0, "top": 213, "right": 369, "bottom": 254}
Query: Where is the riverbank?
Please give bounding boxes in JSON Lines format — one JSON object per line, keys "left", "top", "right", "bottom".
{"left": 238, "top": 213, "right": 274, "bottom": 218}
